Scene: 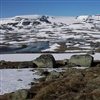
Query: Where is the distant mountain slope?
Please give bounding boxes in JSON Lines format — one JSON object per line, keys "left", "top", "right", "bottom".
{"left": 0, "top": 14, "right": 100, "bottom": 53}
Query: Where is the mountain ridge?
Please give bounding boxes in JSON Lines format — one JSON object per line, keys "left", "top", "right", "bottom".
{"left": 0, "top": 14, "right": 100, "bottom": 53}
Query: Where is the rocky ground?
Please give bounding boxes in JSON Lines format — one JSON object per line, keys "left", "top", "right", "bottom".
{"left": 0, "top": 54, "right": 100, "bottom": 100}
{"left": 0, "top": 67, "right": 100, "bottom": 100}
{"left": 0, "top": 59, "right": 100, "bottom": 69}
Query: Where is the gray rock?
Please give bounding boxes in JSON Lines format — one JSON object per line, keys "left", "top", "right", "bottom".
{"left": 12, "top": 89, "right": 29, "bottom": 100}
{"left": 35, "top": 69, "right": 49, "bottom": 76}
{"left": 0, "top": 60, "right": 6, "bottom": 65}
{"left": 33, "top": 54, "right": 56, "bottom": 68}
{"left": 46, "top": 70, "right": 62, "bottom": 81}
{"left": 68, "top": 62, "right": 76, "bottom": 67}
{"left": 35, "top": 69, "right": 45, "bottom": 76}
{"left": 69, "top": 54, "right": 93, "bottom": 67}
{"left": 28, "top": 82, "right": 36, "bottom": 86}
{"left": 0, "top": 60, "right": 5, "bottom": 63}
{"left": 17, "top": 79, "right": 23, "bottom": 81}
{"left": 63, "top": 59, "right": 69, "bottom": 65}
{"left": 74, "top": 72, "right": 84, "bottom": 78}
{"left": 39, "top": 77, "right": 46, "bottom": 82}
{"left": 18, "top": 61, "right": 36, "bottom": 68}
{"left": 35, "top": 77, "right": 46, "bottom": 82}
{"left": 96, "top": 64, "right": 100, "bottom": 67}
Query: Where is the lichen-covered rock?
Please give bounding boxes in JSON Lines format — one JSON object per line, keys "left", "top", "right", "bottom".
{"left": 46, "top": 70, "right": 62, "bottom": 81}
{"left": 69, "top": 54, "right": 93, "bottom": 67}
{"left": 12, "top": 89, "right": 29, "bottom": 100}
{"left": 18, "top": 61, "right": 36, "bottom": 68}
{"left": 62, "top": 59, "right": 69, "bottom": 65}
{"left": 34, "top": 77, "right": 46, "bottom": 83}
{"left": 33, "top": 54, "right": 56, "bottom": 68}
{"left": 0, "top": 60, "right": 6, "bottom": 66}
{"left": 35, "top": 69, "right": 45, "bottom": 76}
{"left": 35, "top": 69, "right": 49, "bottom": 76}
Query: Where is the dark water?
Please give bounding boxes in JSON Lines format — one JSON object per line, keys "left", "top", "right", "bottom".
{"left": 0, "top": 41, "right": 49, "bottom": 53}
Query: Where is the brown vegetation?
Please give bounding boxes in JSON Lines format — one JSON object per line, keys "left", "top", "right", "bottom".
{"left": 0, "top": 67, "right": 100, "bottom": 100}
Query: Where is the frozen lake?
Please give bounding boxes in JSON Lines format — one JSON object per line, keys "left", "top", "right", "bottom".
{"left": 0, "top": 53, "right": 100, "bottom": 61}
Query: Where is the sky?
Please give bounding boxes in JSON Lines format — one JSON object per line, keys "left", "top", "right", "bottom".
{"left": 0, "top": 0, "right": 100, "bottom": 18}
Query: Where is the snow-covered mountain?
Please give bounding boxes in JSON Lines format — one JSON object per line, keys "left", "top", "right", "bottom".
{"left": 0, "top": 14, "right": 100, "bottom": 53}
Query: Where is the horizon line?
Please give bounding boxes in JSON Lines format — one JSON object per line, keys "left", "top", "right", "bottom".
{"left": 1, "top": 13, "right": 100, "bottom": 19}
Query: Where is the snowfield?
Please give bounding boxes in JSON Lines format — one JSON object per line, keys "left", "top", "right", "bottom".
{"left": 0, "top": 67, "right": 66, "bottom": 95}
{"left": 0, "top": 14, "right": 100, "bottom": 53}
{"left": 1, "top": 53, "right": 100, "bottom": 61}
{"left": 0, "top": 68, "right": 34, "bottom": 95}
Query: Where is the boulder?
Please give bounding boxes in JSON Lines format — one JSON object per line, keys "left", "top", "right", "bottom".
{"left": 18, "top": 61, "right": 36, "bottom": 68}
{"left": 34, "top": 77, "right": 46, "bottom": 83}
{"left": 35, "top": 69, "right": 49, "bottom": 76}
{"left": 69, "top": 54, "right": 93, "bottom": 67}
{"left": 33, "top": 54, "right": 56, "bottom": 68}
{"left": 63, "top": 59, "right": 69, "bottom": 65}
{"left": 46, "top": 70, "right": 62, "bottom": 81}
{"left": 0, "top": 60, "right": 6, "bottom": 65}
{"left": 12, "top": 89, "right": 29, "bottom": 100}
{"left": 35, "top": 69, "right": 45, "bottom": 76}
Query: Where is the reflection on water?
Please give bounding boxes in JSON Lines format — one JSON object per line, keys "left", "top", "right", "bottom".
{"left": 0, "top": 41, "right": 49, "bottom": 53}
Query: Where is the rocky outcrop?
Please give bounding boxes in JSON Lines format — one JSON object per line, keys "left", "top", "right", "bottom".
{"left": 7, "top": 22, "right": 18, "bottom": 26}
{"left": 1, "top": 67, "right": 100, "bottom": 100}
{"left": 22, "top": 21, "right": 30, "bottom": 25}
{"left": 69, "top": 54, "right": 93, "bottom": 67}
{"left": 33, "top": 21, "right": 41, "bottom": 25}
{"left": 32, "top": 67, "right": 100, "bottom": 100}
{"left": 39, "top": 15, "right": 51, "bottom": 24}
{"left": 33, "top": 54, "right": 56, "bottom": 68}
